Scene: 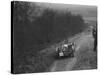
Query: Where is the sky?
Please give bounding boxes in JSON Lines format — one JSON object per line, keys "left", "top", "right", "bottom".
{"left": 35, "top": 2, "right": 97, "bottom": 22}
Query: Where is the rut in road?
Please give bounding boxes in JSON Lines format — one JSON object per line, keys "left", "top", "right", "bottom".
{"left": 48, "top": 32, "right": 93, "bottom": 72}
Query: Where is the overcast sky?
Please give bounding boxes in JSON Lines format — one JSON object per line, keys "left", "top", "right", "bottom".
{"left": 35, "top": 2, "right": 97, "bottom": 22}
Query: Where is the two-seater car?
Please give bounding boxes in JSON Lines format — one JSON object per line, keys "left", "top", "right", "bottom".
{"left": 56, "top": 41, "right": 75, "bottom": 58}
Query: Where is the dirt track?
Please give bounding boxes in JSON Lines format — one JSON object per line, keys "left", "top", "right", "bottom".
{"left": 47, "top": 31, "right": 94, "bottom": 72}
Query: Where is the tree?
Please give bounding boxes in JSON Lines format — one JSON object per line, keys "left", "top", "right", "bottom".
{"left": 34, "top": 9, "right": 56, "bottom": 43}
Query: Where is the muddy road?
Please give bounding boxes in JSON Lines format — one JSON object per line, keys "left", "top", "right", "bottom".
{"left": 45, "top": 31, "right": 94, "bottom": 72}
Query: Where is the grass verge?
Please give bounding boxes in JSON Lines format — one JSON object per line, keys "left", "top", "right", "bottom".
{"left": 13, "top": 47, "right": 56, "bottom": 74}
{"left": 72, "top": 47, "right": 97, "bottom": 70}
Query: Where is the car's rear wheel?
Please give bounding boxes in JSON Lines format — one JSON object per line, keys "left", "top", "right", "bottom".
{"left": 70, "top": 53, "right": 74, "bottom": 57}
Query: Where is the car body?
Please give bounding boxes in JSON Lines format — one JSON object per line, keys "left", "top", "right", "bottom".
{"left": 56, "top": 42, "right": 75, "bottom": 58}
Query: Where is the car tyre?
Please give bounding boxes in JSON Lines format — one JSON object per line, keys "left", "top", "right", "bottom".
{"left": 70, "top": 53, "right": 74, "bottom": 57}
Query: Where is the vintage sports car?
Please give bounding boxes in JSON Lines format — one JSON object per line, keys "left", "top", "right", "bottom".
{"left": 56, "top": 42, "right": 75, "bottom": 57}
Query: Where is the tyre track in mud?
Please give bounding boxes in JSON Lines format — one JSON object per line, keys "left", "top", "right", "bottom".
{"left": 47, "top": 32, "right": 93, "bottom": 72}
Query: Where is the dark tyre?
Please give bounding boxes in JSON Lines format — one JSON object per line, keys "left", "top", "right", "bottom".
{"left": 70, "top": 53, "right": 74, "bottom": 57}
